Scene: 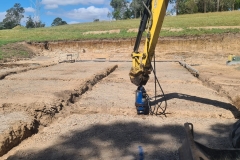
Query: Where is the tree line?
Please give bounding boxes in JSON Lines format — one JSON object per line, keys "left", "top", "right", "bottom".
{"left": 175, "top": 0, "right": 240, "bottom": 15}
{"left": 110, "top": 0, "right": 240, "bottom": 20}
{"left": 0, "top": 3, "right": 67, "bottom": 30}
{"left": 110, "top": 0, "right": 148, "bottom": 20}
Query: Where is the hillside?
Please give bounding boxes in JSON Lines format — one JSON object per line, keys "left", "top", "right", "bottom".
{"left": 0, "top": 11, "right": 240, "bottom": 61}
{"left": 0, "top": 11, "right": 240, "bottom": 45}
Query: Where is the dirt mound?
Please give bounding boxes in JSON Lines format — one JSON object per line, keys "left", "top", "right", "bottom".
{"left": 28, "top": 33, "right": 240, "bottom": 61}
{"left": 0, "top": 43, "right": 36, "bottom": 63}
{"left": 233, "top": 96, "right": 240, "bottom": 110}
{"left": 12, "top": 25, "right": 25, "bottom": 30}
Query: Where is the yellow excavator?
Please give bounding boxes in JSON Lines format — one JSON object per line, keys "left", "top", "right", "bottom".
{"left": 129, "top": 0, "right": 240, "bottom": 159}
{"left": 129, "top": 0, "right": 168, "bottom": 87}
{"left": 129, "top": 0, "right": 169, "bottom": 115}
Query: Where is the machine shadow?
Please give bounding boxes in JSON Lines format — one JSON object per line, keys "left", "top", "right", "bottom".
{"left": 150, "top": 92, "right": 239, "bottom": 118}
{"left": 7, "top": 121, "right": 235, "bottom": 160}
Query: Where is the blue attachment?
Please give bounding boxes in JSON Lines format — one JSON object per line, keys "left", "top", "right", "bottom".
{"left": 138, "top": 146, "right": 144, "bottom": 160}
{"left": 135, "top": 86, "right": 148, "bottom": 114}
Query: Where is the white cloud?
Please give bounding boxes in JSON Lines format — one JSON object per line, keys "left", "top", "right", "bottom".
{"left": 24, "top": 7, "right": 35, "bottom": 13}
{"left": 47, "top": 6, "right": 110, "bottom": 21}
{"left": 45, "top": 4, "right": 58, "bottom": 9}
{"left": 68, "top": 21, "right": 79, "bottom": 24}
{"left": 66, "top": 6, "right": 110, "bottom": 20}
{"left": 0, "top": 12, "right": 6, "bottom": 22}
{"left": 42, "top": 0, "right": 108, "bottom": 9}
{"left": 46, "top": 11, "right": 54, "bottom": 15}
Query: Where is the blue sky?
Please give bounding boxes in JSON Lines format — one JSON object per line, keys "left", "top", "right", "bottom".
{"left": 0, "top": 0, "right": 173, "bottom": 27}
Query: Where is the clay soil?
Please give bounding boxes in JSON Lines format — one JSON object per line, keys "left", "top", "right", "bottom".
{"left": 1, "top": 33, "right": 240, "bottom": 159}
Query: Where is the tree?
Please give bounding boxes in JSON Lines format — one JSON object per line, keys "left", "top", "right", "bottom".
{"left": 172, "top": 0, "right": 240, "bottom": 15}
{"left": 130, "top": 0, "right": 150, "bottom": 18}
{"left": 110, "top": 0, "right": 129, "bottom": 20}
{"left": 35, "top": 21, "right": 45, "bottom": 28}
{"left": 185, "top": 0, "right": 198, "bottom": 14}
{"left": 0, "top": 22, "right": 4, "bottom": 30}
{"left": 3, "top": 3, "right": 25, "bottom": 29}
{"left": 112, "top": 10, "right": 121, "bottom": 20}
{"left": 130, "top": 0, "right": 143, "bottom": 18}
{"left": 169, "top": 0, "right": 180, "bottom": 15}
{"left": 123, "top": 7, "right": 132, "bottom": 19}
{"left": 227, "top": 0, "right": 238, "bottom": 10}
{"left": 195, "top": 0, "right": 237, "bottom": 13}
{"left": 235, "top": 0, "right": 240, "bottom": 10}
{"left": 26, "top": 16, "right": 45, "bottom": 28}
{"left": 177, "top": 0, "right": 187, "bottom": 14}
{"left": 51, "top": 17, "right": 67, "bottom": 26}
{"left": 26, "top": 16, "right": 35, "bottom": 28}
{"left": 174, "top": 0, "right": 198, "bottom": 14}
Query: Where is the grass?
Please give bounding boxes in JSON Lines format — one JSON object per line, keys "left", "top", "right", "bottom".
{"left": 0, "top": 51, "right": 3, "bottom": 60}
{"left": 0, "top": 43, "right": 35, "bottom": 62}
{"left": 0, "top": 11, "right": 240, "bottom": 45}
{"left": 163, "top": 11, "right": 240, "bottom": 28}
{"left": 1, "top": 11, "right": 240, "bottom": 44}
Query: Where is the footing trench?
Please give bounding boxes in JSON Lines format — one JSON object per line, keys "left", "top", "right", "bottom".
{"left": 2, "top": 62, "right": 238, "bottom": 160}
{"left": 0, "top": 64, "right": 118, "bottom": 157}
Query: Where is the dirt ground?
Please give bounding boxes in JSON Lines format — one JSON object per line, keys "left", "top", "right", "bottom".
{"left": 0, "top": 33, "right": 240, "bottom": 159}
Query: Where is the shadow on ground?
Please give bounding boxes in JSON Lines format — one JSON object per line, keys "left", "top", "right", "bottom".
{"left": 7, "top": 121, "right": 234, "bottom": 160}
{"left": 151, "top": 92, "right": 239, "bottom": 118}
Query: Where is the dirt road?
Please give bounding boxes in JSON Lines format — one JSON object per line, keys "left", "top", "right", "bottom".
{"left": 2, "top": 62, "right": 237, "bottom": 160}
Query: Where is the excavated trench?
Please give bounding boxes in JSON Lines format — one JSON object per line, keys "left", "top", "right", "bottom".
{"left": 2, "top": 61, "right": 239, "bottom": 159}
{"left": 0, "top": 63, "right": 118, "bottom": 157}
{"left": 1, "top": 33, "right": 240, "bottom": 158}
{"left": 28, "top": 33, "right": 240, "bottom": 106}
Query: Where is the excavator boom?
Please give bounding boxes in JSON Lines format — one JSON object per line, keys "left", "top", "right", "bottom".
{"left": 129, "top": 0, "right": 169, "bottom": 86}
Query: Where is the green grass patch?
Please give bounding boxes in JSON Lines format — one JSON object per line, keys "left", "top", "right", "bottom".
{"left": 0, "top": 11, "right": 240, "bottom": 46}
{"left": 0, "top": 43, "right": 35, "bottom": 62}
{"left": 163, "top": 11, "right": 240, "bottom": 28}
{"left": 160, "top": 28, "right": 240, "bottom": 37}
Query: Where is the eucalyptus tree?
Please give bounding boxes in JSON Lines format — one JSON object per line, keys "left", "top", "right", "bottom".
{"left": 3, "top": 3, "right": 25, "bottom": 29}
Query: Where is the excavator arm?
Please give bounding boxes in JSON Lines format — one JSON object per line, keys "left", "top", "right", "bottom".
{"left": 130, "top": 0, "right": 169, "bottom": 115}
{"left": 129, "top": 0, "right": 169, "bottom": 86}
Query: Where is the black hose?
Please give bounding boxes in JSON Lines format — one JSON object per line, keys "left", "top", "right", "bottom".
{"left": 148, "top": 53, "right": 168, "bottom": 116}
